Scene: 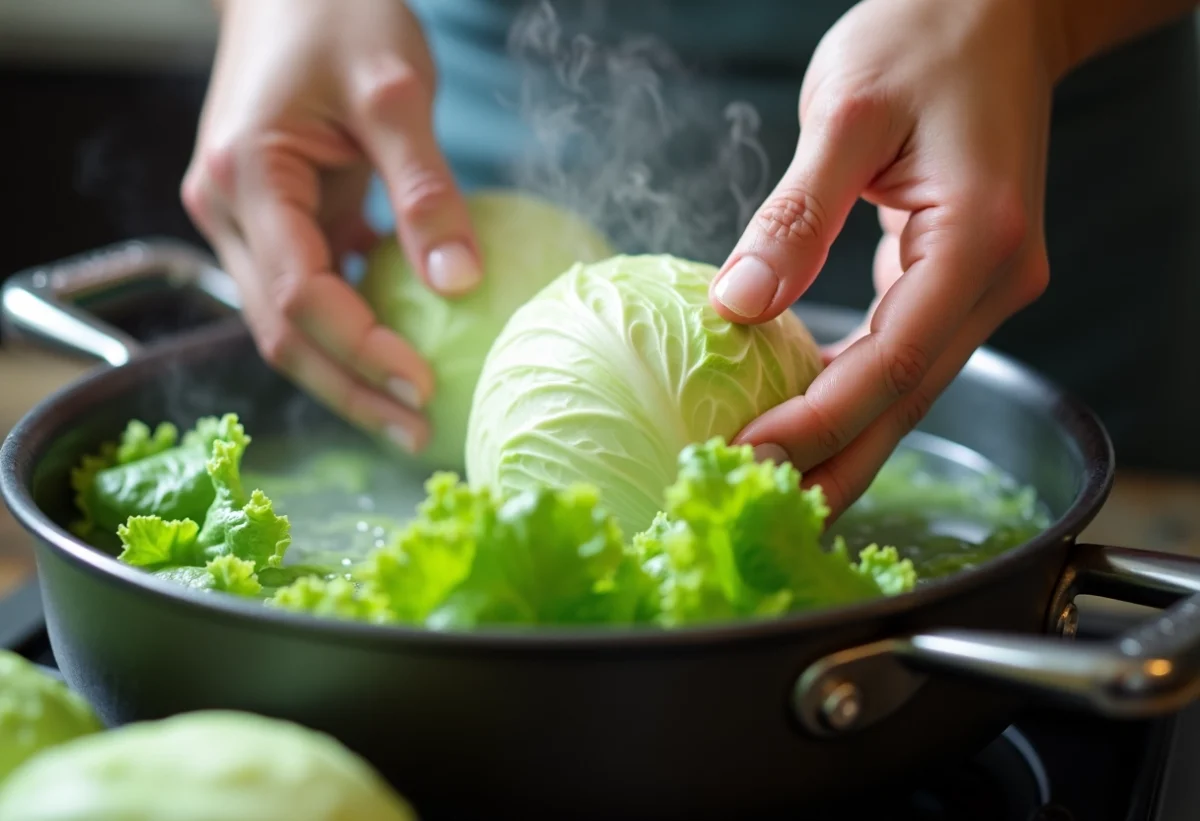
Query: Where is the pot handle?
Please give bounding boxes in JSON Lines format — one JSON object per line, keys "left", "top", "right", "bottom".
{"left": 794, "top": 543, "right": 1200, "bottom": 736}
{"left": 0, "top": 238, "right": 239, "bottom": 366}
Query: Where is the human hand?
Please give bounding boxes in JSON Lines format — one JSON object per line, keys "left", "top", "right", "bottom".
{"left": 182, "top": 0, "right": 482, "bottom": 453}
{"left": 710, "top": 0, "right": 1062, "bottom": 517}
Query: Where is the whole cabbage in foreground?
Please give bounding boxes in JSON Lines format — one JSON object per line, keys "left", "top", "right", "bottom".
{"left": 465, "top": 254, "right": 825, "bottom": 536}
{"left": 0, "top": 711, "right": 416, "bottom": 821}
{"left": 361, "top": 190, "right": 615, "bottom": 470}
{"left": 0, "top": 651, "right": 102, "bottom": 784}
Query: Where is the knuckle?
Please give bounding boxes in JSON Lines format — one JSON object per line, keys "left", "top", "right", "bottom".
{"left": 987, "top": 189, "right": 1030, "bottom": 261}
{"left": 271, "top": 274, "right": 309, "bottom": 323}
{"left": 356, "top": 59, "right": 430, "bottom": 121}
{"left": 256, "top": 324, "right": 296, "bottom": 370}
{"left": 754, "top": 190, "right": 828, "bottom": 249}
{"left": 823, "top": 87, "right": 888, "bottom": 137}
{"left": 899, "top": 386, "right": 936, "bottom": 433}
{"left": 179, "top": 169, "right": 209, "bottom": 227}
{"left": 805, "top": 398, "right": 847, "bottom": 456}
{"left": 394, "top": 170, "right": 455, "bottom": 226}
{"left": 1012, "top": 252, "right": 1051, "bottom": 308}
{"left": 197, "top": 138, "right": 242, "bottom": 198}
{"left": 180, "top": 136, "right": 245, "bottom": 227}
{"left": 879, "top": 339, "right": 928, "bottom": 398}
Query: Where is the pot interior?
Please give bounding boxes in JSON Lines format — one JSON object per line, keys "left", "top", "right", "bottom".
{"left": 14, "top": 305, "right": 1110, "bottom": 585}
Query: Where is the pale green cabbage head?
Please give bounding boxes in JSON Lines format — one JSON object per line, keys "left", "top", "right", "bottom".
{"left": 0, "top": 711, "right": 416, "bottom": 821}
{"left": 361, "top": 190, "right": 615, "bottom": 470}
{"left": 0, "top": 650, "right": 102, "bottom": 785}
{"left": 465, "top": 254, "right": 825, "bottom": 537}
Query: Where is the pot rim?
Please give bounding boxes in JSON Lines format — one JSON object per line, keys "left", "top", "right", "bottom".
{"left": 0, "top": 316, "right": 1115, "bottom": 653}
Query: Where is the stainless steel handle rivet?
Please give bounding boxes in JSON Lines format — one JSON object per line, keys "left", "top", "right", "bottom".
{"left": 1056, "top": 603, "right": 1079, "bottom": 639}
{"left": 820, "top": 681, "right": 863, "bottom": 731}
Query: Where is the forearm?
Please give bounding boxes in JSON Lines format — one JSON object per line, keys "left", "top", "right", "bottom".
{"left": 1046, "top": 0, "right": 1199, "bottom": 80}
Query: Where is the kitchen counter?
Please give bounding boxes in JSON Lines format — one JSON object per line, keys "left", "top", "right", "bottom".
{"left": 3, "top": 344, "right": 1200, "bottom": 601}
{"left": 0, "top": 345, "right": 93, "bottom": 595}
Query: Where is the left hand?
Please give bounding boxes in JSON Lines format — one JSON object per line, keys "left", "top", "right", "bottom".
{"left": 710, "top": 0, "right": 1062, "bottom": 518}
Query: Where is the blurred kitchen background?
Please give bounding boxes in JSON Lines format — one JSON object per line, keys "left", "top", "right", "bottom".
{"left": 0, "top": 1, "right": 1198, "bottom": 599}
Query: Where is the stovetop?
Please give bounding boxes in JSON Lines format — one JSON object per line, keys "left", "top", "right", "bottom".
{"left": 2, "top": 581, "right": 1196, "bottom": 821}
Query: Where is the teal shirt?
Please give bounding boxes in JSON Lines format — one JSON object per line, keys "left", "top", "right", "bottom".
{"left": 370, "top": 2, "right": 1200, "bottom": 473}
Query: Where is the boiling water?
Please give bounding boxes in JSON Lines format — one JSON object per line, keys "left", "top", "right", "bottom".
{"left": 825, "top": 432, "right": 1049, "bottom": 580}
{"left": 242, "top": 431, "right": 1050, "bottom": 582}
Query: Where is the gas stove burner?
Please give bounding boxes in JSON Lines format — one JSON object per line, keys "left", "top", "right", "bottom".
{"left": 801, "top": 726, "right": 1053, "bottom": 821}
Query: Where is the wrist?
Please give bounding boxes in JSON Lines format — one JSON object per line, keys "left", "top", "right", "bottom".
{"left": 1032, "top": 0, "right": 1075, "bottom": 84}
{"left": 1042, "top": 0, "right": 1199, "bottom": 82}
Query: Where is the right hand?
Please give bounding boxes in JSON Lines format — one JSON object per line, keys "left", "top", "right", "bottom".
{"left": 182, "top": 0, "right": 482, "bottom": 453}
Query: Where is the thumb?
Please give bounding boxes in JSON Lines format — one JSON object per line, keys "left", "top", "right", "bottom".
{"left": 710, "top": 94, "right": 897, "bottom": 324}
{"left": 351, "top": 66, "right": 482, "bottom": 298}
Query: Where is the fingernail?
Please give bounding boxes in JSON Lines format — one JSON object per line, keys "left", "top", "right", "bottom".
{"left": 387, "top": 377, "right": 423, "bottom": 410}
{"left": 385, "top": 424, "right": 417, "bottom": 454}
{"left": 714, "top": 256, "right": 778, "bottom": 318}
{"left": 753, "top": 443, "right": 790, "bottom": 466}
{"left": 427, "top": 242, "right": 482, "bottom": 295}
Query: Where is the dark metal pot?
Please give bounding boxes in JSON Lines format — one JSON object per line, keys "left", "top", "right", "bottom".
{"left": 3, "top": 240, "right": 1200, "bottom": 821}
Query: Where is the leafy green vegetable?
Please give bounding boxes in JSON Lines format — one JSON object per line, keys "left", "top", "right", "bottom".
{"left": 194, "top": 435, "right": 251, "bottom": 545}
{"left": 152, "top": 556, "right": 263, "bottom": 596}
{"left": 68, "top": 420, "right": 177, "bottom": 538}
{"left": 77, "top": 416, "right": 919, "bottom": 628}
{"left": 269, "top": 577, "right": 392, "bottom": 624}
{"left": 114, "top": 420, "right": 178, "bottom": 464}
{"left": 358, "top": 519, "right": 474, "bottom": 624}
{"left": 118, "top": 492, "right": 287, "bottom": 581}
{"left": 68, "top": 445, "right": 117, "bottom": 539}
{"left": 101, "top": 415, "right": 289, "bottom": 598}
{"left": 206, "top": 555, "right": 264, "bottom": 596}
{"left": 0, "top": 651, "right": 103, "bottom": 785}
{"left": 193, "top": 432, "right": 289, "bottom": 571}
{"left": 117, "top": 517, "right": 200, "bottom": 568}
{"left": 362, "top": 190, "right": 615, "bottom": 471}
{"left": 217, "top": 488, "right": 290, "bottom": 571}
{"left": 0, "top": 711, "right": 418, "bottom": 821}
{"left": 428, "top": 481, "right": 642, "bottom": 629}
{"left": 285, "top": 470, "right": 643, "bottom": 629}
{"left": 841, "top": 541, "right": 918, "bottom": 596}
{"left": 263, "top": 439, "right": 910, "bottom": 630}
{"left": 635, "top": 440, "right": 916, "bottom": 627}
{"left": 71, "top": 414, "right": 246, "bottom": 539}
{"left": 466, "top": 254, "right": 825, "bottom": 537}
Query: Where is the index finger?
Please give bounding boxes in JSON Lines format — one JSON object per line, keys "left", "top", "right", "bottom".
{"left": 710, "top": 91, "right": 899, "bottom": 325}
